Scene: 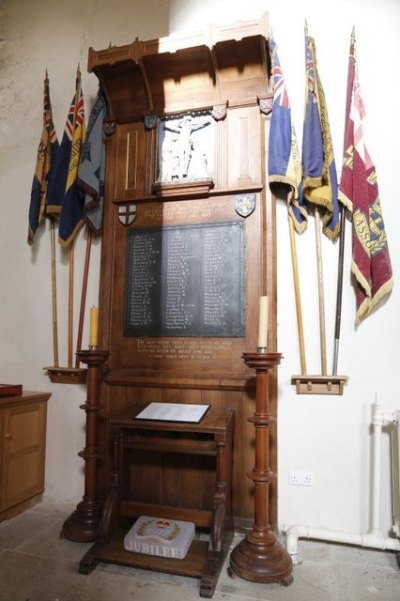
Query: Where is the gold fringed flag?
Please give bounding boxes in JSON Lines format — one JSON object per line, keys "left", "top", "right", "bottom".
{"left": 58, "top": 67, "right": 86, "bottom": 246}
{"left": 47, "top": 66, "right": 86, "bottom": 245}
{"left": 27, "top": 71, "right": 59, "bottom": 244}
{"left": 338, "top": 31, "right": 393, "bottom": 323}
{"left": 302, "top": 24, "right": 340, "bottom": 240}
{"left": 268, "top": 37, "right": 307, "bottom": 232}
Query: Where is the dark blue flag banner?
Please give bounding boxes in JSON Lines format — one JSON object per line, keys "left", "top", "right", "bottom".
{"left": 28, "top": 72, "right": 59, "bottom": 244}
{"left": 58, "top": 68, "right": 86, "bottom": 247}
{"left": 46, "top": 67, "right": 85, "bottom": 245}
{"left": 302, "top": 25, "right": 340, "bottom": 240}
{"left": 268, "top": 37, "right": 307, "bottom": 232}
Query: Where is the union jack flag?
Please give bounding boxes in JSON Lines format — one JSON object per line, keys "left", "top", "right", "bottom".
{"left": 47, "top": 66, "right": 86, "bottom": 246}
{"left": 268, "top": 37, "right": 307, "bottom": 232}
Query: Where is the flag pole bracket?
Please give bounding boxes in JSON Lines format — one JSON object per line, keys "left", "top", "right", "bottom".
{"left": 44, "top": 366, "right": 87, "bottom": 385}
{"left": 291, "top": 374, "right": 348, "bottom": 396}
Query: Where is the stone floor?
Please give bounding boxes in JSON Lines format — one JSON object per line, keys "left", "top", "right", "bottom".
{"left": 0, "top": 501, "right": 399, "bottom": 601}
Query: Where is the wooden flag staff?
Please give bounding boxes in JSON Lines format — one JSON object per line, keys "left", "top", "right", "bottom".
{"left": 287, "top": 191, "right": 307, "bottom": 375}
{"left": 45, "top": 235, "right": 87, "bottom": 384}
{"left": 314, "top": 209, "right": 327, "bottom": 376}
{"left": 291, "top": 208, "right": 348, "bottom": 395}
{"left": 68, "top": 243, "right": 74, "bottom": 368}
{"left": 75, "top": 229, "right": 93, "bottom": 368}
{"left": 50, "top": 217, "right": 59, "bottom": 368}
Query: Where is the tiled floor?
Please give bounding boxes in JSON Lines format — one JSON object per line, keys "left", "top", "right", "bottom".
{"left": 0, "top": 501, "right": 399, "bottom": 601}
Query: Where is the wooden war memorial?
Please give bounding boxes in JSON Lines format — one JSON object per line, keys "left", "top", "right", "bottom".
{"left": 61, "top": 14, "right": 293, "bottom": 595}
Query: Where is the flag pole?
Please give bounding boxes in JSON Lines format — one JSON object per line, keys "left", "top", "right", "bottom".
{"left": 50, "top": 217, "right": 59, "bottom": 367}
{"left": 287, "top": 191, "right": 307, "bottom": 375}
{"left": 333, "top": 27, "right": 355, "bottom": 375}
{"left": 314, "top": 208, "right": 327, "bottom": 375}
{"left": 75, "top": 229, "right": 93, "bottom": 367}
{"left": 68, "top": 242, "right": 75, "bottom": 368}
{"left": 333, "top": 206, "right": 346, "bottom": 375}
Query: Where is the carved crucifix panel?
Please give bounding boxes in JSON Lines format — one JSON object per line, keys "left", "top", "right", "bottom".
{"left": 156, "top": 111, "right": 214, "bottom": 183}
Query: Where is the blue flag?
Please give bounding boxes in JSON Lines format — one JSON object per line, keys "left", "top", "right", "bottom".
{"left": 58, "top": 68, "right": 86, "bottom": 247}
{"left": 77, "top": 89, "right": 107, "bottom": 236}
{"left": 302, "top": 26, "right": 340, "bottom": 240}
{"left": 47, "top": 67, "right": 86, "bottom": 245}
{"left": 28, "top": 72, "right": 59, "bottom": 244}
{"left": 268, "top": 38, "right": 307, "bottom": 233}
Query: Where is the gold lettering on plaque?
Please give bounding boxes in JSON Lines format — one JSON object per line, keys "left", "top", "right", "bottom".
{"left": 136, "top": 338, "right": 232, "bottom": 361}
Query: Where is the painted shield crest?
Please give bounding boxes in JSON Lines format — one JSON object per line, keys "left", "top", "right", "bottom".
{"left": 118, "top": 204, "right": 137, "bottom": 226}
{"left": 235, "top": 193, "right": 256, "bottom": 218}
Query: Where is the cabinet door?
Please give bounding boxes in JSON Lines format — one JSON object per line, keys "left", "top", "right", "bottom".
{"left": 0, "top": 401, "right": 47, "bottom": 511}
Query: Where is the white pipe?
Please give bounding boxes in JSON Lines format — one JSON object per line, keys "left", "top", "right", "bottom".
{"left": 284, "top": 404, "right": 400, "bottom": 564}
{"left": 285, "top": 524, "right": 400, "bottom": 565}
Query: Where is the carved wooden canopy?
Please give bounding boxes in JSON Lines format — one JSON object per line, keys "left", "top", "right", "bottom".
{"left": 87, "top": 14, "right": 271, "bottom": 122}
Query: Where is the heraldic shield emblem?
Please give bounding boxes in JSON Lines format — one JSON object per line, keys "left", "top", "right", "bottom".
{"left": 118, "top": 204, "right": 137, "bottom": 226}
{"left": 235, "top": 193, "right": 256, "bottom": 218}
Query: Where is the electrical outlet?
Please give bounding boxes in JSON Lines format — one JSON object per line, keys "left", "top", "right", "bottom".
{"left": 289, "top": 470, "right": 314, "bottom": 486}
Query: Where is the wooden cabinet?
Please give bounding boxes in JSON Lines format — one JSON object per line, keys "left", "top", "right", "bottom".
{"left": 0, "top": 391, "right": 50, "bottom": 521}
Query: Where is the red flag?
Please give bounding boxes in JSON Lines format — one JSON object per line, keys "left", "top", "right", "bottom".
{"left": 338, "top": 31, "right": 393, "bottom": 323}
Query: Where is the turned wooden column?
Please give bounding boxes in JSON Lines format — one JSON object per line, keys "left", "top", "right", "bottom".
{"left": 229, "top": 351, "right": 293, "bottom": 585}
{"left": 61, "top": 349, "right": 109, "bottom": 542}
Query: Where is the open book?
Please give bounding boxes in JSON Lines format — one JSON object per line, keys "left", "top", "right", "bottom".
{"left": 134, "top": 402, "right": 209, "bottom": 423}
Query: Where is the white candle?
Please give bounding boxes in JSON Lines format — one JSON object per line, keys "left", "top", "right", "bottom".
{"left": 89, "top": 306, "right": 99, "bottom": 347}
{"left": 258, "top": 296, "right": 269, "bottom": 349}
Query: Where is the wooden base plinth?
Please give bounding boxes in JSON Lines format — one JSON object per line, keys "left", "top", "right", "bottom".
{"left": 229, "top": 533, "right": 293, "bottom": 584}
{"left": 61, "top": 501, "right": 102, "bottom": 543}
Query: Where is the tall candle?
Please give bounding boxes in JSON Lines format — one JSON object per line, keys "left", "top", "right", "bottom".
{"left": 89, "top": 306, "right": 99, "bottom": 347}
{"left": 258, "top": 296, "right": 269, "bottom": 349}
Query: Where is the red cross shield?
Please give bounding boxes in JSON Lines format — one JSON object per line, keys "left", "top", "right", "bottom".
{"left": 118, "top": 204, "right": 137, "bottom": 226}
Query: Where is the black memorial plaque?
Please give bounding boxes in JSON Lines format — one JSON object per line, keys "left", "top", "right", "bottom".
{"left": 124, "top": 222, "right": 245, "bottom": 337}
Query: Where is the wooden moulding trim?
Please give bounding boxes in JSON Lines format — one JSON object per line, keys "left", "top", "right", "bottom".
{"left": 151, "top": 179, "right": 214, "bottom": 200}
{"left": 104, "top": 370, "right": 255, "bottom": 391}
{"left": 111, "top": 184, "right": 264, "bottom": 205}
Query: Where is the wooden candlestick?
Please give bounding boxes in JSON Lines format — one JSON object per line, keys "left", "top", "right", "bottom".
{"left": 229, "top": 351, "right": 293, "bottom": 585}
{"left": 61, "top": 349, "right": 109, "bottom": 542}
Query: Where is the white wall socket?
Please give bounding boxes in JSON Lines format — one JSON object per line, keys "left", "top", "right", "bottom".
{"left": 289, "top": 470, "right": 314, "bottom": 486}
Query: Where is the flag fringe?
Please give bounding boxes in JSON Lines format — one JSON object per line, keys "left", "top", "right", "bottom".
{"left": 58, "top": 220, "right": 84, "bottom": 248}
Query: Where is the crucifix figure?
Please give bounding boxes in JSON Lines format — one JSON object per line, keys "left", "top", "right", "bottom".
{"left": 162, "top": 114, "right": 211, "bottom": 181}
